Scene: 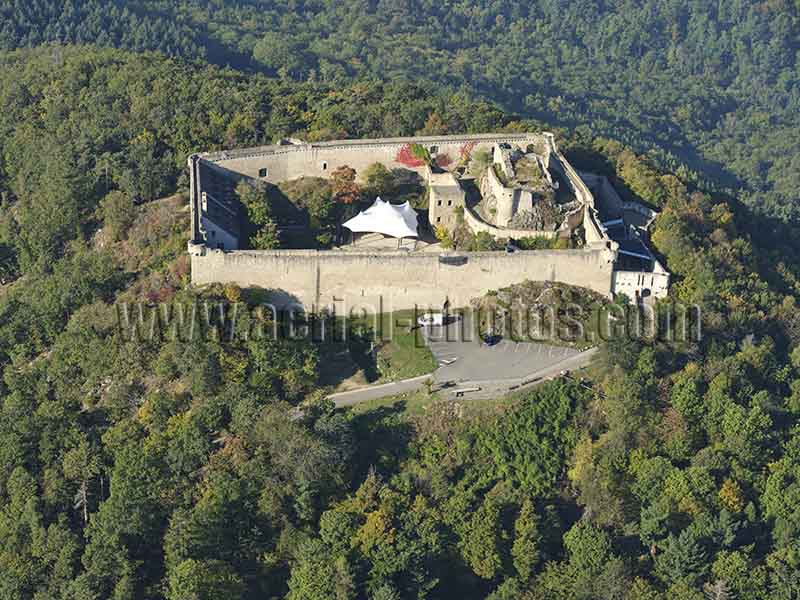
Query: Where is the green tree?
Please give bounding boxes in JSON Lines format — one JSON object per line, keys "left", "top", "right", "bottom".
{"left": 166, "top": 559, "right": 246, "bottom": 600}
{"left": 762, "top": 456, "right": 800, "bottom": 548}
{"left": 563, "top": 521, "right": 613, "bottom": 573}
{"left": 670, "top": 364, "right": 706, "bottom": 423}
{"left": 251, "top": 220, "right": 280, "bottom": 250}
{"left": 62, "top": 438, "right": 101, "bottom": 526}
{"left": 511, "top": 499, "right": 541, "bottom": 581}
{"left": 655, "top": 530, "right": 708, "bottom": 586}
{"left": 100, "top": 190, "right": 136, "bottom": 242}
{"left": 459, "top": 498, "right": 504, "bottom": 580}
{"left": 236, "top": 180, "right": 280, "bottom": 249}
{"left": 721, "top": 401, "right": 773, "bottom": 468}
{"left": 409, "top": 143, "right": 432, "bottom": 166}
{"left": 116, "top": 130, "right": 174, "bottom": 202}
{"left": 362, "top": 163, "right": 395, "bottom": 198}
{"left": 286, "top": 535, "right": 353, "bottom": 600}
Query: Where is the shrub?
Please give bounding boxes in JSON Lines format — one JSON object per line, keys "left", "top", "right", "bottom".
{"left": 100, "top": 190, "right": 136, "bottom": 241}
{"left": 434, "top": 225, "right": 453, "bottom": 249}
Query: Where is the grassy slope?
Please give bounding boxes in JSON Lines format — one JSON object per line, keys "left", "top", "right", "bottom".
{"left": 318, "top": 310, "right": 437, "bottom": 390}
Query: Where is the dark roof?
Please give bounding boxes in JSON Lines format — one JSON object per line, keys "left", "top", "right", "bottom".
{"left": 604, "top": 222, "right": 626, "bottom": 237}
{"left": 615, "top": 253, "right": 654, "bottom": 272}
{"left": 617, "top": 237, "right": 652, "bottom": 259}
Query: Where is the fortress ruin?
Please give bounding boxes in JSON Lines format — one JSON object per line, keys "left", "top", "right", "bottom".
{"left": 188, "top": 132, "right": 669, "bottom": 310}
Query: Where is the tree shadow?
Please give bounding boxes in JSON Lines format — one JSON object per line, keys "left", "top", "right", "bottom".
{"left": 239, "top": 287, "right": 303, "bottom": 311}
{"left": 262, "top": 181, "right": 306, "bottom": 223}
{"left": 346, "top": 325, "right": 382, "bottom": 383}
{"left": 317, "top": 343, "right": 361, "bottom": 387}
{"left": 390, "top": 168, "right": 426, "bottom": 206}
{"left": 347, "top": 401, "right": 413, "bottom": 483}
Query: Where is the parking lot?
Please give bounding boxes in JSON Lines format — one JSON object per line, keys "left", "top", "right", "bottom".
{"left": 421, "top": 314, "right": 581, "bottom": 383}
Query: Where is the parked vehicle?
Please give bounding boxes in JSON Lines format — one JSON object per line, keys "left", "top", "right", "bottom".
{"left": 418, "top": 312, "right": 445, "bottom": 327}
{"left": 482, "top": 333, "right": 502, "bottom": 346}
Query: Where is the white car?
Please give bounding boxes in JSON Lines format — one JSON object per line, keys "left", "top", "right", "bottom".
{"left": 417, "top": 313, "right": 445, "bottom": 327}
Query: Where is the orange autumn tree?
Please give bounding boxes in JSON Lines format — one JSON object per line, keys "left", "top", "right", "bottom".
{"left": 331, "top": 165, "right": 361, "bottom": 204}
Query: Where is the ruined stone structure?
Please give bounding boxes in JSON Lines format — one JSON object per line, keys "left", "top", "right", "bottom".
{"left": 479, "top": 142, "right": 558, "bottom": 230}
{"left": 188, "top": 132, "right": 669, "bottom": 308}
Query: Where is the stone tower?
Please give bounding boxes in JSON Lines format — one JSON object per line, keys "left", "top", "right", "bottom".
{"left": 426, "top": 167, "right": 465, "bottom": 232}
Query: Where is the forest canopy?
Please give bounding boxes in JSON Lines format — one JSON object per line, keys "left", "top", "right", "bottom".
{"left": 0, "top": 6, "right": 800, "bottom": 600}
{"left": 0, "top": 0, "right": 798, "bottom": 219}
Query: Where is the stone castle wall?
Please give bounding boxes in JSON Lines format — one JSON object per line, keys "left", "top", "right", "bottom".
{"left": 580, "top": 172, "right": 624, "bottom": 217}
{"left": 546, "top": 148, "right": 606, "bottom": 245}
{"left": 191, "top": 247, "right": 615, "bottom": 311}
{"left": 200, "top": 133, "right": 547, "bottom": 183}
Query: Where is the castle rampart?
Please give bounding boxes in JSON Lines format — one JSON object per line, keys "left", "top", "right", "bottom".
{"left": 200, "top": 133, "right": 547, "bottom": 184}
{"left": 190, "top": 246, "right": 616, "bottom": 310}
{"left": 547, "top": 145, "right": 606, "bottom": 245}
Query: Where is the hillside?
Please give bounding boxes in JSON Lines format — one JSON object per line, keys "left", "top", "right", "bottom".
{"left": 2, "top": 40, "right": 800, "bottom": 600}
{"left": 0, "top": 0, "right": 798, "bottom": 220}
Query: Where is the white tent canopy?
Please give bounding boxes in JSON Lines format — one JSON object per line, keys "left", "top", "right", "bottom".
{"left": 343, "top": 197, "right": 419, "bottom": 239}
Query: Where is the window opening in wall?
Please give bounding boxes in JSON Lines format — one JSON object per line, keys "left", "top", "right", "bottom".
{"left": 430, "top": 145, "right": 438, "bottom": 154}
{"left": 259, "top": 167, "right": 268, "bottom": 178}
{"left": 322, "top": 162, "right": 327, "bottom": 171}
{"left": 437, "top": 200, "right": 442, "bottom": 206}
{"left": 436, "top": 217, "right": 441, "bottom": 223}
{"left": 448, "top": 200, "right": 452, "bottom": 206}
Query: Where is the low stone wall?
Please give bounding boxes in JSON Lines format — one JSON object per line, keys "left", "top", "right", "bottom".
{"left": 463, "top": 204, "right": 558, "bottom": 240}
{"left": 191, "top": 247, "right": 615, "bottom": 311}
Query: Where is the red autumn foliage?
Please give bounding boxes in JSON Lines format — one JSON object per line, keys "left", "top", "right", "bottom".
{"left": 395, "top": 143, "right": 426, "bottom": 167}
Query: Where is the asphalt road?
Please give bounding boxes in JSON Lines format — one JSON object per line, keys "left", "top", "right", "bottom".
{"left": 328, "top": 375, "right": 431, "bottom": 407}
